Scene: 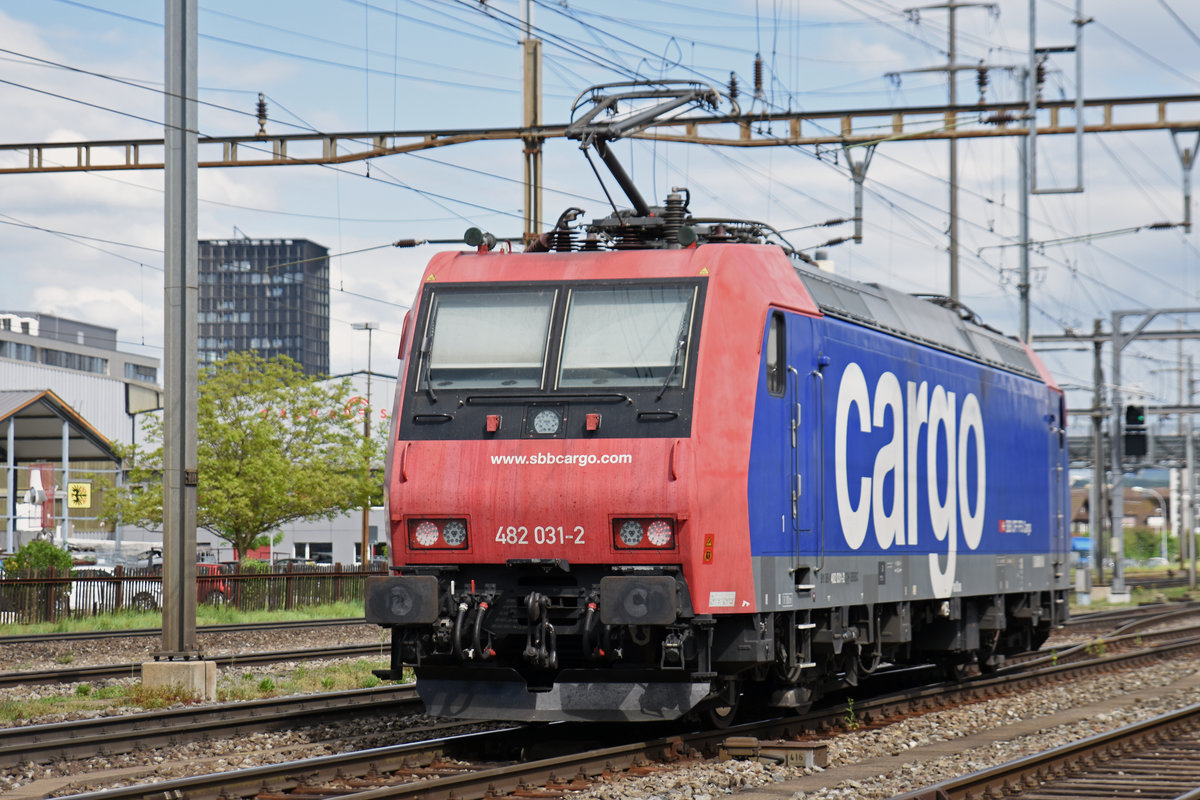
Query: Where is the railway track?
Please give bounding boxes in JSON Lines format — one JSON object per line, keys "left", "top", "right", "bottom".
{"left": 0, "top": 642, "right": 387, "bottom": 687}
{"left": 0, "top": 684, "right": 422, "bottom": 768}
{"left": 0, "top": 617, "right": 368, "bottom": 646}
{"left": 892, "top": 702, "right": 1200, "bottom": 799}
{"left": 1001, "top": 614, "right": 1200, "bottom": 675}
{"left": 36, "top": 624, "right": 1200, "bottom": 800}
{"left": 1064, "top": 600, "right": 1200, "bottom": 633}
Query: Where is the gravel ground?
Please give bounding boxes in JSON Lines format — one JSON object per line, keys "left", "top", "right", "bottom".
{"left": 6, "top": 710, "right": 488, "bottom": 798}
{"left": 0, "top": 623, "right": 391, "bottom": 736}
{"left": 0, "top": 623, "right": 387, "bottom": 673}
{"left": 2, "top": 625, "right": 1198, "bottom": 800}
{"left": 0, "top": 623, "right": 451, "bottom": 797}
{"left": 564, "top": 655, "right": 1200, "bottom": 800}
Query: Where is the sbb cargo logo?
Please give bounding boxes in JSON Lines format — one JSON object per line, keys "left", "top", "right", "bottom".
{"left": 834, "top": 362, "right": 986, "bottom": 598}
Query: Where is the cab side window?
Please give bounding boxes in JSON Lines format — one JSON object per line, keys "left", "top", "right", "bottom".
{"left": 766, "top": 311, "right": 785, "bottom": 397}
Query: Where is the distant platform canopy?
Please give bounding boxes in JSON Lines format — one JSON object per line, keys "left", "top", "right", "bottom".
{"left": 0, "top": 389, "right": 120, "bottom": 463}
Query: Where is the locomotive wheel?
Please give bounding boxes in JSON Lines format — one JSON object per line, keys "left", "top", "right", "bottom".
{"left": 937, "top": 657, "right": 970, "bottom": 682}
{"left": 976, "top": 631, "right": 1001, "bottom": 674}
{"left": 702, "top": 681, "right": 741, "bottom": 729}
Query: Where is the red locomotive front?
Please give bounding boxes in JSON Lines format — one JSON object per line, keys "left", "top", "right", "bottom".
{"left": 366, "top": 244, "right": 816, "bottom": 722}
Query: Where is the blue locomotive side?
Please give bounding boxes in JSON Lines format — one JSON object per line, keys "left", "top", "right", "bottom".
{"left": 751, "top": 313, "right": 1066, "bottom": 558}
{"left": 746, "top": 283, "right": 1069, "bottom": 668}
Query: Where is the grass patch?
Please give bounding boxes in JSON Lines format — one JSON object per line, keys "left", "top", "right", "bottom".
{"left": 1069, "top": 581, "right": 1195, "bottom": 613}
{"left": 196, "top": 600, "right": 365, "bottom": 626}
{"left": 0, "top": 659, "right": 401, "bottom": 722}
{"left": 0, "top": 601, "right": 366, "bottom": 636}
{"left": 0, "top": 691, "right": 124, "bottom": 723}
{"left": 127, "top": 684, "right": 202, "bottom": 708}
{"left": 216, "top": 659, "right": 394, "bottom": 702}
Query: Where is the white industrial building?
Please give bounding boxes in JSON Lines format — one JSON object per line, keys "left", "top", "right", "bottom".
{"left": 1, "top": 310, "right": 390, "bottom": 566}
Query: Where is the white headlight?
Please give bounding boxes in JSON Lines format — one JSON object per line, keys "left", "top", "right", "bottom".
{"left": 619, "top": 520, "right": 644, "bottom": 546}
{"left": 532, "top": 408, "right": 561, "bottom": 434}
{"left": 443, "top": 520, "right": 467, "bottom": 547}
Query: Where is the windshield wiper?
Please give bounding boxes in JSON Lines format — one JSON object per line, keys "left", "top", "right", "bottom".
{"left": 655, "top": 310, "right": 692, "bottom": 402}
{"left": 655, "top": 333, "right": 688, "bottom": 402}
{"left": 420, "top": 333, "right": 437, "bottom": 404}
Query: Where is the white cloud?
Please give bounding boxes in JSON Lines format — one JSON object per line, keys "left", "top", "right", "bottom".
{"left": 32, "top": 285, "right": 161, "bottom": 343}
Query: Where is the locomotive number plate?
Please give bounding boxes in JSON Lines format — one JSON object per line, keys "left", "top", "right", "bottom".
{"left": 495, "top": 525, "right": 586, "bottom": 546}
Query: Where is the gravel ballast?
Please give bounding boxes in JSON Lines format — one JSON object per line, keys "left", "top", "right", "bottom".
{"left": 2, "top": 624, "right": 1199, "bottom": 800}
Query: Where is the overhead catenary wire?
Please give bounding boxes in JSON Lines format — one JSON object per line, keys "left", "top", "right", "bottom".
{"left": 1157, "top": 0, "right": 1200, "bottom": 51}
{"left": 5, "top": 1, "right": 1197, "bottom": 362}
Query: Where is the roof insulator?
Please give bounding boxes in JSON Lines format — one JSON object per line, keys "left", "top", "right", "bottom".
{"left": 256, "top": 92, "right": 268, "bottom": 136}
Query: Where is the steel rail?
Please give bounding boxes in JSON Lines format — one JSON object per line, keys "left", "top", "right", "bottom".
{"left": 54, "top": 726, "right": 532, "bottom": 800}
{"left": 0, "top": 617, "right": 368, "bottom": 646}
{"left": 890, "top": 702, "right": 1200, "bottom": 800}
{"left": 1063, "top": 602, "right": 1200, "bottom": 629}
{"left": 838, "top": 631, "right": 1200, "bottom": 732}
{"left": 0, "top": 642, "right": 387, "bottom": 687}
{"left": 42, "top": 632, "right": 1200, "bottom": 800}
{"left": 1003, "top": 619, "right": 1200, "bottom": 675}
{"left": 0, "top": 684, "right": 420, "bottom": 768}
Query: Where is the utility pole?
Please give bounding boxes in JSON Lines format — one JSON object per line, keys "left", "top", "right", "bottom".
{"left": 160, "top": 0, "right": 199, "bottom": 659}
{"left": 521, "top": 0, "right": 543, "bottom": 244}
{"left": 1090, "top": 318, "right": 1105, "bottom": 586}
{"left": 1110, "top": 311, "right": 1130, "bottom": 601}
{"left": 1023, "top": 0, "right": 1087, "bottom": 341}
{"left": 900, "top": 1, "right": 998, "bottom": 302}
{"left": 352, "top": 322, "right": 378, "bottom": 566}
{"left": 1019, "top": 67, "right": 1031, "bottom": 342}
{"left": 1028, "top": 0, "right": 1087, "bottom": 196}
{"left": 1188, "top": 355, "right": 1196, "bottom": 589}
{"left": 1172, "top": 130, "right": 1199, "bottom": 233}
{"left": 143, "top": 0, "right": 214, "bottom": 702}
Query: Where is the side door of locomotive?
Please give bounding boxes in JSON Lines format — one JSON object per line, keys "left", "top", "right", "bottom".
{"left": 1049, "top": 391, "right": 1070, "bottom": 602}
{"left": 778, "top": 312, "right": 820, "bottom": 567}
{"left": 749, "top": 309, "right": 820, "bottom": 579}
{"left": 787, "top": 311, "right": 825, "bottom": 575}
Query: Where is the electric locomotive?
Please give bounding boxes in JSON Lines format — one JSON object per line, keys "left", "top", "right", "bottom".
{"left": 366, "top": 83, "right": 1069, "bottom": 723}
{"left": 365, "top": 195, "right": 1070, "bottom": 723}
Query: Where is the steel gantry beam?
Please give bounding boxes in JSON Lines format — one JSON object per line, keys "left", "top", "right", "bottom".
{"left": 2, "top": 93, "right": 1199, "bottom": 174}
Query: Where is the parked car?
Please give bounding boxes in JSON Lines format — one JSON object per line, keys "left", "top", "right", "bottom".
{"left": 273, "top": 557, "right": 329, "bottom": 571}
{"left": 70, "top": 566, "right": 161, "bottom": 613}
{"left": 195, "top": 563, "right": 231, "bottom": 605}
{"left": 131, "top": 549, "right": 232, "bottom": 606}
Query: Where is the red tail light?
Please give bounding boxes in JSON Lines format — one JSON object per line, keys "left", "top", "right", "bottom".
{"left": 407, "top": 518, "right": 470, "bottom": 550}
{"left": 613, "top": 518, "right": 676, "bottom": 550}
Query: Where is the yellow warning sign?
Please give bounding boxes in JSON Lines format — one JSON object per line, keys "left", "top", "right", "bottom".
{"left": 67, "top": 482, "right": 91, "bottom": 509}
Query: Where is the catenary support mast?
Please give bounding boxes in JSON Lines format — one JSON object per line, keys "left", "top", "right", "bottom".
{"left": 161, "top": 0, "right": 200, "bottom": 659}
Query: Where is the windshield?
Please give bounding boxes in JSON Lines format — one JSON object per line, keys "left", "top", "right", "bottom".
{"left": 422, "top": 288, "right": 555, "bottom": 389}
{"left": 558, "top": 285, "right": 696, "bottom": 388}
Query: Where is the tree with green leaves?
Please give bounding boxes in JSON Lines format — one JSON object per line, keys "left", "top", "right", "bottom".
{"left": 97, "top": 352, "right": 388, "bottom": 559}
{"left": 5, "top": 539, "right": 73, "bottom": 573}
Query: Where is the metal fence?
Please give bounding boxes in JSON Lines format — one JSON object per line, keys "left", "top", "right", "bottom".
{"left": 0, "top": 563, "right": 386, "bottom": 624}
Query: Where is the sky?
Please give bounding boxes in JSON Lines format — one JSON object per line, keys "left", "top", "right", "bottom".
{"left": 1, "top": 0, "right": 1200, "bottom": 438}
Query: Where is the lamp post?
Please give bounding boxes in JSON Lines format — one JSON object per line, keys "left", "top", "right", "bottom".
{"left": 1133, "top": 486, "right": 1168, "bottom": 563}
{"left": 352, "top": 322, "right": 379, "bottom": 567}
